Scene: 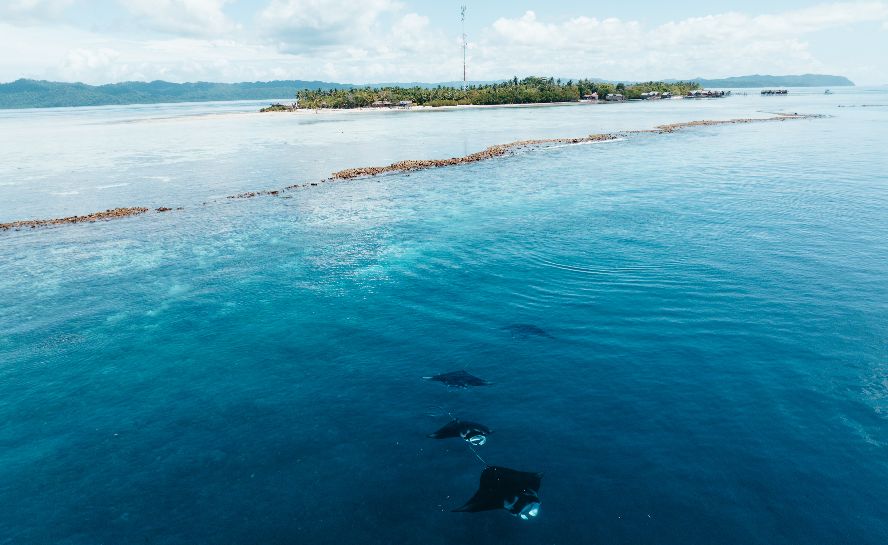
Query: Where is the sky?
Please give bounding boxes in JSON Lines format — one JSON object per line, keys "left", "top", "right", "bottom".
{"left": 0, "top": 0, "right": 886, "bottom": 85}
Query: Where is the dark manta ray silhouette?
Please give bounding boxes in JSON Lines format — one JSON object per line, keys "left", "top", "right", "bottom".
{"left": 423, "top": 370, "right": 491, "bottom": 387}
{"left": 503, "top": 323, "right": 553, "bottom": 339}
{"left": 428, "top": 419, "right": 492, "bottom": 445}
{"left": 454, "top": 466, "right": 542, "bottom": 519}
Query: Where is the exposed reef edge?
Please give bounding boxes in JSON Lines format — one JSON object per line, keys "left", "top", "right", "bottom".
{"left": 0, "top": 114, "right": 821, "bottom": 232}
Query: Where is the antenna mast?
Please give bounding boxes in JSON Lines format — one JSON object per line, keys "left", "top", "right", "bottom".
{"left": 461, "top": 5, "right": 467, "bottom": 89}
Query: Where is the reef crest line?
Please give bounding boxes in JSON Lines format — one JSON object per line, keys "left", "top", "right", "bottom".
{"left": 1, "top": 114, "right": 819, "bottom": 232}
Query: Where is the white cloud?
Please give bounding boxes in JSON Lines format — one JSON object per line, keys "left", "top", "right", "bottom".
{"left": 484, "top": 2, "right": 888, "bottom": 80}
{"left": 754, "top": 1, "right": 888, "bottom": 33}
{"left": 118, "top": 0, "right": 236, "bottom": 37}
{"left": 61, "top": 47, "right": 120, "bottom": 78}
{"left": 257, "top": 0, "right": 401, "bottom": 52}
{"left": 0, "top": 0, "right": 74, "bottom": 22}
{"left": 0, "top": 1, "right": 886, "bottom": 85}
{"left": 390, "top": 13, "right": 431, "bottom": 51}
{"left": 0, "top": 22, "right": 287, "bottom": 83}
{"left": 491, "top": 11, "right": 643, "bottom": 49}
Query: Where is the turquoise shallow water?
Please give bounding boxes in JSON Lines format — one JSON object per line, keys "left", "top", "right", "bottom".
{"left": 1, "top": 90, "right": 888, "bottom": 544}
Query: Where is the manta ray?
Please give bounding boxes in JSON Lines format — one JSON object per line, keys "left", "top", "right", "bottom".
{"left": 454, "top": 465, "right": 542, "bottom": 519}
{"left": 428, "top": 419, "right": 492, "bottom": 445}
{"left": 503, "top": 323, "right": 553, "bottom": 339}
{"left": 423, "top": 370, "right": 491, "bottom": 387}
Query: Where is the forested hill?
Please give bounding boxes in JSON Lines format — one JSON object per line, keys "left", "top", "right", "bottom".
{"left": 693, "top": 74, "right": 854, "bottom": 88}
{"left": 0, "top": 79, "right": 355, "bottom": 109}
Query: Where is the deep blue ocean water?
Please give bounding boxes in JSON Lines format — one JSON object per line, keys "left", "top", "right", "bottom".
{"left": 1, "top": 90, "right": 887, "bottom": 544}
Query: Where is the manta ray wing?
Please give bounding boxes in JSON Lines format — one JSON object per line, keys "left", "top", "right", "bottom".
{"left": 452, "top": 487, "right": 505, "bottom": 512}
{"left": 423, "top": 370, "right": 491, "bottom": 387}
{"left": 428, "top": 419, "right": 492, "bottom": 439}
{"left": 491, "top": 466, "right": 542, "bottom": 495}
{"left": 428, "top": 420, "right": 462, "bottom": 439}
{"left": 504, "top": 323, "right": 553, "bottom": 338}
{"left": 453, "top": 466, "right": 542, "bottom": 513}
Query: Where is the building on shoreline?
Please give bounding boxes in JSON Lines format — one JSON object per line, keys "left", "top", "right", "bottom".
{"left": 638, "top": 91, "right": 674, "bottom": 100}
{"left": 685, "top": 89, "right": 730, "bottom": 98}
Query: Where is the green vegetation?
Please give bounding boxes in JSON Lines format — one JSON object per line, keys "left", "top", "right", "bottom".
{"left": 295, "top": 77, "right": 702, "bottom": 109}
{"left": 259, "top": 103, "right": 296, "bottom": 112}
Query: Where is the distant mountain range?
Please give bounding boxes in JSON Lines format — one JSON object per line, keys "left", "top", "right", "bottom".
{"left": 0, "top": 79, "right": 352, "bottom": 109}
{"left": 0, "top": 74, "right": 853, "bottom": 109}
{"left": 691, "top": 74, "right": 854, "bottom": 88}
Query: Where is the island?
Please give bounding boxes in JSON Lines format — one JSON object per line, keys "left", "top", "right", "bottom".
{"left": 0, "top": 74, "right": 852, "bottom": 109}
{"left": 288, "top": 77, "right": 702, "bottom": 109}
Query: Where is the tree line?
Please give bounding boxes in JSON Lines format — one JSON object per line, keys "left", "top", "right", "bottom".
{"left": 294, "top": 77, "right": 702, "bottom": 109}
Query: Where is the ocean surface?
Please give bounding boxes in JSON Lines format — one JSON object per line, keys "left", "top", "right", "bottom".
{"left": 1, "top": 88, "right": 887, "bottom": 544}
